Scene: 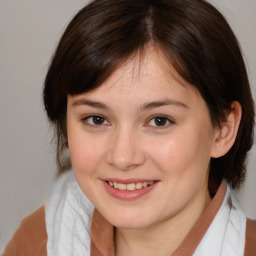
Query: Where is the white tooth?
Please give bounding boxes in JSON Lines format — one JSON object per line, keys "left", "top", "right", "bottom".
{"left": 127, "top": 183, "right": 136, "bottom": 191}
{"left": 118, "top": 183, "right": 127, "bottom": 190}
{"left": 136, "top": 182, "right": 143, "bottom": 189}
{"left": 111, "top": 181, "right": 154, "bottom": 190}
{"left": 142, "top": 182, "right": 147, "bottom": 188}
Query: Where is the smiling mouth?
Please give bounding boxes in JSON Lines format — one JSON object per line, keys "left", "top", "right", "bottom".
{"left": 107, "top": 181, "right": 155, "bottom": 191}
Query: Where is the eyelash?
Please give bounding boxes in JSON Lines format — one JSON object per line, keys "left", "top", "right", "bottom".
{"left": 81, "top": 114, "right": 174, "bottom": 129}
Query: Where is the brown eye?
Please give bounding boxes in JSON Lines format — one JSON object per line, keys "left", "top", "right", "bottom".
{"left": 92, "top": 116, "right": 105, "bottom": 125}
{"left": 83, "top": 115, "right": 109, "bottom": 126}
{"left": 148, "top": 116, "right": 173, "bottom": 128}
{"left": 154, "top": 117, "right": 167, "bottom": 126}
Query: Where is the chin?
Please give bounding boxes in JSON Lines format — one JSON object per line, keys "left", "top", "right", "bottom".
{"left": 105, "top": 210, "right": 156, "bottom": 230}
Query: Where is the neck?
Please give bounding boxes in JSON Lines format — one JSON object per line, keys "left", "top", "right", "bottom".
{"left": 115, "top": 185, "right": 211, "bottom": 256}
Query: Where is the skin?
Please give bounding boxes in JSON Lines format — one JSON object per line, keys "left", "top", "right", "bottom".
{"left": 66, "top": 48, "right": 240, "bottom": 255}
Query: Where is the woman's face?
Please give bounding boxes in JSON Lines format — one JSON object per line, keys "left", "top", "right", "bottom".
{"left": 67, "top": 49, "right": 219, "bottom": 229}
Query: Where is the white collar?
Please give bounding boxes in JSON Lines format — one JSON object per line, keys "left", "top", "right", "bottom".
{"left": 194, "top": 184, "right": 246, "bottom": 255}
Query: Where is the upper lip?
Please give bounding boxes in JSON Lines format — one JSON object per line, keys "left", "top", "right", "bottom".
{"left": 102, "top": 178, "right": 159, "bottom": 184}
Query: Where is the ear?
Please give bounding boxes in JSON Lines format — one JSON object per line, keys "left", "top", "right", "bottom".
{"left": 211, "top": 101, "right": 242, "bottom": 158}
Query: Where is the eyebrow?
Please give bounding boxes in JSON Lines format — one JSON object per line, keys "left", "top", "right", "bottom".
{"left": 72, "top": 99, "right": 109, "bottom": 110}
{"left": 72, "top": 98, "right": 188, "bottom": 111}
{"left": 140, "top": 99, "right": 188, "bottom": 111}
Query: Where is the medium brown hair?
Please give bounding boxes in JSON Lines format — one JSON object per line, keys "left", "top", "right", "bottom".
{"left": 43, "top": 0, "right": 254, "bottom": 189}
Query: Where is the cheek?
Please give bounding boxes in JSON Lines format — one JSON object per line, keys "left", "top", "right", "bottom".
{"left": 148, "top": 130, "right": 213, "bottom": 176}
{"left": 68, "top": 127, "right": 104, "bottom": 177}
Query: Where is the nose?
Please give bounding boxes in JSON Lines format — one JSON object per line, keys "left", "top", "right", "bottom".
{"left": 107, "top": 127, "right": 146, "bottom": 171}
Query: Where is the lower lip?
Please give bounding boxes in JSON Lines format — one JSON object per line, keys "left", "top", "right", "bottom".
{"left": 103, "top": 181, "right": 158, "bottom": 200}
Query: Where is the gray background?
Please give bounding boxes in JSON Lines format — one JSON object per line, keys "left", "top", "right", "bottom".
{"left": 0, "top": 0, "right": 255, "bottom": 252}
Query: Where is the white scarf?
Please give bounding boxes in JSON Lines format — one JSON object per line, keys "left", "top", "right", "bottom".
{"left": 45, "top": 171, "right": 246, "bottom": 256}
{"left": 46, "top": 171, "right": 94, "bottom": 256}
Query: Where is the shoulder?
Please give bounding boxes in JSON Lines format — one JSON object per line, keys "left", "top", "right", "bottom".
{"left": 2, "top": 206, "right": 47, "bottom": 256}
{"left": 244, "top": 218, "right": 256, "bottom": 256}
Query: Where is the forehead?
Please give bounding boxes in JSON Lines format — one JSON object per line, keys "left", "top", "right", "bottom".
{"left": 77, "top": 48, "right": 196, "bottom": 98}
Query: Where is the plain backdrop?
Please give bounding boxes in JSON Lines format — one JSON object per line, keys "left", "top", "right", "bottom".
{"left": 0, "top": 0, "right": 256, "bottom": 252}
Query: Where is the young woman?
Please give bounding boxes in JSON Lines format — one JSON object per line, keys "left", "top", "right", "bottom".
{"left": 3, "top": 0, "right": 256, "bottom": 255}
